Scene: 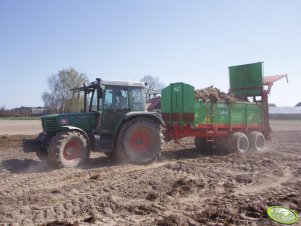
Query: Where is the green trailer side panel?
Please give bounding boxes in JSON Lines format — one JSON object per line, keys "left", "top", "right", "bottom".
{"left": 194, "top": 101, "right": 263, "bottom": 126}
{"left": 161, "top": 85, "right": 171, "bottom": 113}
{"left": 231, "top": 103, "right": 246, "bottom": 125}
{"left": 195, "top": 102, "right": 214, "bottom": 125}
{"left": 195, "top": 102, "right": 206, "bottom": 125}
{"left": 161, "top": 85, "right": 172, "bottom": 122}
{"left": 171, "top": 83, "right": 182, "bottom": 113}
{"left": 246, "top": 104, "right": 263, "bottom": 125}
{"left": 183, "top": 84, "right": 195, "bottom": 113}
{"left": 162, "top": 82, "right": 264, "bottom": 129}
{"left": 229, "top": 62, "right": 263, "bottom": 96}
{"left": 161, "top": 83, "right": 194, "bottom": 126}
{"left": 214, "top": 103, "right": 230, "bottom": 125}
{"left": 195, "top": 102, "right": 232, "bottom": 125}
{"left": 170, "top": 83, "right": 194, "bottom": 113}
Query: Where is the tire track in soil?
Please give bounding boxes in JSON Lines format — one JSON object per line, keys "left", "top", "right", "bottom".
{"left": 0, "top": 161, "right": 177, "bottom": 224}
{"left": 0, "top": 161, "right": 174, "bottom": 197}
{"left": 233, "top": 166, "right": 295, "bottom": 196}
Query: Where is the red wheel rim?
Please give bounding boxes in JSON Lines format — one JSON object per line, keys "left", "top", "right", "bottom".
{"left": 128, "top": 128, "right": 151, "bottom": 153}
{"left": 63, "top": 139, "right": 82, "bottom": 160}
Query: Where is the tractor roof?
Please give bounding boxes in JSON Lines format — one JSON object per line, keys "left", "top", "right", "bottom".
{"left": 101, "top": 80, "right": 145, "bottom": 87}
{"left": 71, "top": 78, "right": 145, "bottom": 93}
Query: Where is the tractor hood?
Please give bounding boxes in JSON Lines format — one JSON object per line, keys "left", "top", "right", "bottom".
{"left": 41, "top": 112, "right": 98, "bottom": 133}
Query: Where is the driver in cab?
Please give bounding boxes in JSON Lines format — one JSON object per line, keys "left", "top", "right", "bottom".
{"left": 116, "top": 90, "right": 127, "bottom": 109}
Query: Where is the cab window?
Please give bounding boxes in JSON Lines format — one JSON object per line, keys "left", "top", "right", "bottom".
{"left": 131, "top": 88, "right": 145, "bottom": 111}
{"left": 90, "top": 89, "right": 102, "bottom": 111}
{"left": 90, "top": 91, "right": 98, "bottom": 111}
{"left": 104, "top": 87, "right": 129, "bottom": 109}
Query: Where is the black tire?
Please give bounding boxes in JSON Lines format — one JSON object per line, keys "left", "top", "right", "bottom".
{"left": 228, "top": 132, "right": 249, "bottom": 154}
{"left": 248, "top": 131, "right": 265, "bottom": 152}
{"left": 47, "top": 131, "right": 89, "bottom": 168}
{"left": 194, "top": 137, "right": 230, "bottom": 155}
{"left": 194, "top": 137, "right": 213, "bottom": 154}
{"left": 194, "top": 137, "right": 203, "bottom": 150}
{"left": 115, "top": 118, "right": 161, "bottom": 164}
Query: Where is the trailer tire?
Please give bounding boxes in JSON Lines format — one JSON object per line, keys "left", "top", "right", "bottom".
{"left": 194, "top": 137, "right": 213, "bottom": 154}
{"left": 229, "top": 132, "right": 249, "bottom": 154}
{"left": 248, "top": 131, "right": 265, "bottom": 152}
{"left": 115, "top": 118, "right": 161, "bottom": 164}
{"left": 47, "top": 131, "right": 89, "bottom": 168}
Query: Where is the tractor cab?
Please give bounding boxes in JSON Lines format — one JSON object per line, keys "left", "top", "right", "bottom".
{"left": 71, "top": 78, "right": 147, "bottom": 134}
{"left": 74, "top": 78, "right": 146, "bottom": 112}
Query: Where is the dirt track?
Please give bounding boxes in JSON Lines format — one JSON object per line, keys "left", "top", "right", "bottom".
{"left": 0, "top": 120, "right": 300, "bottom": 225}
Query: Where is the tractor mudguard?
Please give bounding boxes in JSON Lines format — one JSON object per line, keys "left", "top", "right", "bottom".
{"left": 113, "top": 111, "right": 164, "bottom": 137}
{"left": 122, "top": 111, "right": 164, "bottom": 126}
{"left": 60, "top": 126, "right": 90, "bottom": 141}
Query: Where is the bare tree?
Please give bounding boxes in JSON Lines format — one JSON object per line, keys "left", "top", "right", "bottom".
{"left": 42, "top": 68, "right": 88, "bottom": 113}
{"left": 140, "top": 75, "right": 165, "bottom": 91}
{"left": 140, "top": 75, "right": 165, "bottom": 101}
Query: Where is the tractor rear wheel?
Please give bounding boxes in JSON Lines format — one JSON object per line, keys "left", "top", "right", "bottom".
{"left": 115, "top": 118, "right": 161, "bottom": 164}
{"left": 248, "top": 131, "right": 265, "bottom": 152}
{"left": 47, "top": 131, "right": 89, "bottom": 168}
{"left": 228, "top": 132, "right": 249, "bottom": 154}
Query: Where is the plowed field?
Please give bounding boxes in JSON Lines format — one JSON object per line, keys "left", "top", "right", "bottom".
{"left": 0, "top": 120, "right": 300, "bottom": 225}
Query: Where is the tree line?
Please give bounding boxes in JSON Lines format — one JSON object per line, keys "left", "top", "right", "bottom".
{"left": 41, "top": 68, "right": 165, "bottom": 113}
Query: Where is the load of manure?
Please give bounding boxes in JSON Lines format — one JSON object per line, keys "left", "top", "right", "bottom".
{"left": 195, "top": 86, "right": 238, "bottom": 104}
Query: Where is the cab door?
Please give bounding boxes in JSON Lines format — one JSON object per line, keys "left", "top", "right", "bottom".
{"left": 100, "top": 86, "right": 130, "bottom": 134}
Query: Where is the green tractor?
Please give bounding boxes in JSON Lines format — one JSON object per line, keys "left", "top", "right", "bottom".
{"left": 23, "top": 78, "right": 164, "bottom": 168}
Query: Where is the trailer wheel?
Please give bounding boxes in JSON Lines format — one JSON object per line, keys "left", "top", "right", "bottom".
{"left": 248, "top": 131, "right": 265, "bottom": 152}
{"left": 47, "top": 131, "right": 89, "bottom": 168}
{"left": 194, "top": 137, "right": 213, "bottom": 154}
{"left": 116, "top": 118, "right": 161, "bottom": 164}
{"left": 229, "top": 132, "right": 249, "bottom": 154}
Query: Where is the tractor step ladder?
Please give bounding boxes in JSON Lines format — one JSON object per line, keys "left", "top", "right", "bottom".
{"left": 206, "top": 104, "right": 215, "bottom": 143}
{"left": 206, "top": 120, "right": 215, "bottom": 143}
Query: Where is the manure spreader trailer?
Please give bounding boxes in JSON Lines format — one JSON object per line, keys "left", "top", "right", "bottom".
{"left": 161, "top": 62, "right": 287, "bottom": 154}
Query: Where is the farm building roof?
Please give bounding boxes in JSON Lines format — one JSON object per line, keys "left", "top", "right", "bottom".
{"left": 269, "top": 106, "right": 301, "bottom": 114}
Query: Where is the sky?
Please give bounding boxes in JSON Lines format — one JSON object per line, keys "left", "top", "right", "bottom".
{"left": 0, "top": 0, "right": 300, "bottom": 108}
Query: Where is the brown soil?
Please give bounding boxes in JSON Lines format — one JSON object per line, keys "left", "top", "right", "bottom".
{"left": 0, "top": 120, "right": 300, "bottom": 225}
{"left": 0, "top": 119, "right": 42, "bottom": 135}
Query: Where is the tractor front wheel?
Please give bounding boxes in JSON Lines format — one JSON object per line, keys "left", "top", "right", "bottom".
{"left": 47, "top": 131, "right": 89, "bottom": 168}
{"left": 116, "top": 118, "right": 161, "bottom": 164}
